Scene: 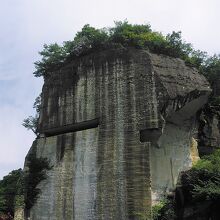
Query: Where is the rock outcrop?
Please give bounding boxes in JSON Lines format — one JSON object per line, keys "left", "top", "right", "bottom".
{"left": 198, "top": 106, "right": 220, "bottom": 155}
{"left": 198, "top": 74, "right": 220, "bottom": 156}
{"left": 24, "top": 48, "right": 211, "bottom": 220}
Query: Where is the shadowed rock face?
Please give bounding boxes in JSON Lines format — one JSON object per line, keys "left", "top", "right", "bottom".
{"left": 198, "top": 107, "right": 220, "bottom": 156}
{"left": 25, "top": 48, "right": 211, "bottom": 220}
{"left": 198, "top": 74, "right": 220, "bottom": 156}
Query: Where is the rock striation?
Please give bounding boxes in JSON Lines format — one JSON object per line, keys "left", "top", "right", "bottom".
{"left": 198, "top": 74, "right": 220, "bottom": 156}
{"left": 24, "top": 48, "right": 211, "bottom": 220}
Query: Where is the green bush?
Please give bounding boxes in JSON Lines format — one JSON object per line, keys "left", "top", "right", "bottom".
{"left": 152, "top": 199, "right": 176, "bottom": 220}
{"left": 35, "top": 21, "right": 218, "bottom": 78}
{"left": 181, "top": 149, "right": 220, "bottom": 202}
{"left": 152, "top": 201, "right": 165, "bottom": 220}
{"left": 109, "top": 21, "right": 152, "bottom": 47}
{"left": 0, "top": 154, "right": 51, "bottom": 216}
{"left": 22, "top": 94, "right": 41, "bottom": 135}
{"left": 152, "top": 150, "right": 220, "bottom": 219}
{"left": 0, "top": 169, "right": 23, "bottom": 216}
{"left": 24, "top": 155, "right": 52, "bottom": 210}
{"left": 201, "top": 54, "right": 220, "bottom": 84}
{"left": 32, "top": 21, "right": 220, "bottom": 119}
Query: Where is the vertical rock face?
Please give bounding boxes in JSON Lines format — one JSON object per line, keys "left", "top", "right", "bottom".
{"left": 148, "top": 54, "right": 211, "bottom": 203}
{"left": 198, "top": 107, "right": 220, "bottom": 155}
{"left": 198, "top": 74, "right": 220, "bottom": 156}
{"left": 212, "top": 74, "right": 220, "bottom": 97}
{"left": 26, "top": 48, "right": 211, "bottom": 220}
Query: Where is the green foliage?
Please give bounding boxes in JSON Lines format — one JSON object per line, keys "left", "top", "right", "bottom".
{"left": 14, "top": 195, "right": 24, "bottom": 208}
{"left": 0, "top": 188, "right": 6, "bottom": 215}
{"left": 181, "top": 149, "right": 220, "bottom": 202}
{"left": 201, "top": 54, "right": 220, "bottom": 82}
{"left": 33, "top": 25, "right": 108, "bottom": 77}
{"left": 192, "top": 150, "right": 220, "bottom": 201}
{"left": 152, "top": 201, "right": 165, "bottom": 220}
{"left": 109, "top": 21, "right": 152, "bottom": 47}
{"left": 73, "top": 24, "right": 108, "bottom": 50}
{"left": 22, "top": 116, "right": 38, "bottom": 135}
{"left": 0, "top": 169, "right": 23, "bottom": 216}
{"left": 32, "top": 20, "right": 220, "bottom": 94}
{"left": 165, "top": 31, "right": 192, "bottom": 58}
{"left": 24, "top": 154, "right": 52, "bottom": 210}
{"left": 22, "top": 94, "right": 41, "bottom": 135}
{"left": 35, "top": 21, "right": 219, "bottom": 78}
{"left": 0, "top": 154, "right": 51, "bottom": 215}
{"left": 200, "top": 55, "right": 220, "bottom": 107}
{"left": 152, "top": 150, "right": 220, "bottom": 219}
{"left": 152, "top": 199, "right": 176, "bottom": 220}
{"left": 188, "top": 50, "right": 208, "bottom": 69}
{"left": 34, "top": 43, "right": 67, "bottom": 77}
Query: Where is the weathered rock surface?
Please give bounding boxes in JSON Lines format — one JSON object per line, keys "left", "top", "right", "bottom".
{"left": 198, "top": 74, "right": 220, "bottom": 156}
{"left": 25, "top": 48, "right": 211, "bottom": 220}
{"left": 198, "top": 106, "right": 220, "bottom": 155}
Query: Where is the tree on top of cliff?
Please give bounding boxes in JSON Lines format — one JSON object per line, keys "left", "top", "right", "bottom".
{"left": 202, "top": 54, "right": 220, "bottom": 82}
{"left": 34, "top": 21, "right": 214, "bottom": 77}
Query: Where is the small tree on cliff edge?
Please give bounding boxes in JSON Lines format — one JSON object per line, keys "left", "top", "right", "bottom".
{"left": 33, "top": 21, "right": 220, "bottom": 78}
{"left": 22, "top": 94, "right": 41, "bottom": 136}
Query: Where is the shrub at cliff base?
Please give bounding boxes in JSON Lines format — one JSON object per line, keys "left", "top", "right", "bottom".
{"left": 33, "top": 21, "right": 212, "bottom": 78}
{"left": 181, "top": 150, "right": 220, "bottom": 203}
{"left": 0, "top": 169, "right": 22, "bottom": 217}
{"left": 24, "top": 155, "right": 52, "bottom": 210}
{"left": 152, "top": 199, "right": 176, "bottom": 220}
{"left": 152, "top": 150, "right": 220, "bottom": 219}
{"left": 0, "top": 155, "right": 51, "bottom": 218}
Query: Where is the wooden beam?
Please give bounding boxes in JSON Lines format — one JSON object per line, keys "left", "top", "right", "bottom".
{"left": 44, "top": 118, "right": 99, "bottom": 137}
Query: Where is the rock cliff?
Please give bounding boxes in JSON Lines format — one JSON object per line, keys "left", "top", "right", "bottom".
{"left": 24, "top": 48, "right": 211, "bottom": 220}
{"left": 198, "top": 74, "right": 220, "bottom": 156}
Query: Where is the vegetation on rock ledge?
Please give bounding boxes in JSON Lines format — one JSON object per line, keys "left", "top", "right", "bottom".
{"left": 0, "top": 169, "right": 23, "bottom": 217}
{"left": 33, "top": 21, "right": 220, "bottom": 79}
{"left": 22, "top": 94, "right": 41, "bottom": 136}
{"left": 24, "top": 154, "right": 51, "bottom": 210}
{"left": 27, "top": 21, "right": 220, "bottom": 137}
{"left": 182, "top": 149, "right": 220, "bottom": 202}
{"left": 0, "top": 153, "right": 51, "bottom": 217}
{"left": 153, "top": 149, "right": 220, "bottom": 219}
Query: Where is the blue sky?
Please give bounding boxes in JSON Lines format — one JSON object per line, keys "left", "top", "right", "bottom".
{"left": 0, "top": 0, "right": 220, "bottom": 179}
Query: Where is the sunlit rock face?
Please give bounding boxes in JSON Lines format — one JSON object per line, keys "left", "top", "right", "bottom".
{"left": 25, "top": 48, "right": 211, "bottom": 220}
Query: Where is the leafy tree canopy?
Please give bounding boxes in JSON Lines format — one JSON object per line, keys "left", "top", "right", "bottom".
{"left": 33, "top": 21, "right": 220, "bottom": 78}
{"left": 0, "top": 156, "right": 52, "bottom": 216}
{"left": 22, "top": 94, "right": 41, "bottom": 136}
{"left": 24, "top": 155, "right": 51, "bottom": 210}
{"left": 181, "top": 149, "right": 220, "bottom": 202}
{"left": 0, "top": 169, "right": 23, "bottom": 216}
